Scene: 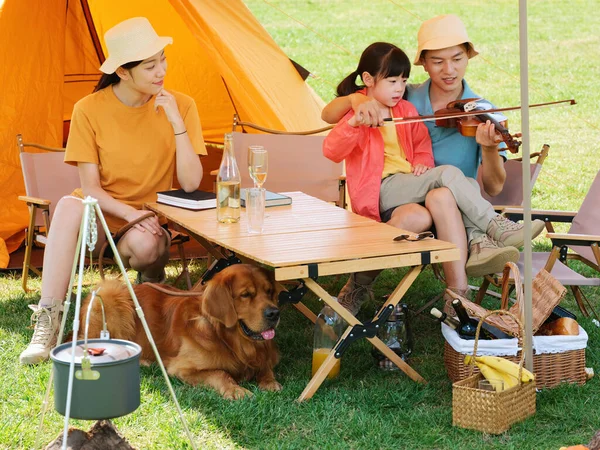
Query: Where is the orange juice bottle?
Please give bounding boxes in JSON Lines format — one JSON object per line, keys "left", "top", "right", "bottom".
{"left": 311, "top": 305, "right": 345, "bottom": 379}
{"left": 312, "top": 348, "right": 341, "bottom": 379}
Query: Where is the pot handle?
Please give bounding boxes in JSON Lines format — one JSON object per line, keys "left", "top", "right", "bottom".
{"left": 76, "top": 290, "right": 109, "bottom": 381}
{"left": 84, "top": 289, "right": 110, "bottom": 349}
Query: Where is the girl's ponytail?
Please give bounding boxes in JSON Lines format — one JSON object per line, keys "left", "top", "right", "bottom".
{"left": 334, "top": 42, "right": 411, "bottom": 98}
{"left": 336, "top": 70, "right": 362, "bottom": 97}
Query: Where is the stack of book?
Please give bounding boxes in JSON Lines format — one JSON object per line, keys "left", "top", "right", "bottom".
{"left": 156, "top": 189, "right": 216, "bottom": 210}
{"left": 157, "top": 189, "right": 293, "bottom": 210}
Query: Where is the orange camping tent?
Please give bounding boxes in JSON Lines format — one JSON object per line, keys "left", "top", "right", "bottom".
{"left": 0, "top": 0, "right": 326, "bottom": 268}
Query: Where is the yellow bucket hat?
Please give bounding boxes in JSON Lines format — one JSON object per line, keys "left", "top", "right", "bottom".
{"left": 99, "top": 17, "right": 173, "bottom": 74}
{"left": 413, "top": 14, "right": 478, "bottom": 65}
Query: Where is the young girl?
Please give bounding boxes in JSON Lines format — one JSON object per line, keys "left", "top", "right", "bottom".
{"left": 20, "top": 17, "right": 207, "bottom": 364}
{"left": 323, "top": 42, "right": 543, "bottom": 314}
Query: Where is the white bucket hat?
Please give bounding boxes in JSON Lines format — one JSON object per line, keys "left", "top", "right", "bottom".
{"left": 413, "top": 14, "right": 478, "bottom": 65}
{"left": 99, "top": 17, "right": 173, "bottom": 74}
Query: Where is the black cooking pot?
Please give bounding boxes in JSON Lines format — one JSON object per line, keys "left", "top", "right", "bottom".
{"left": 50, "top": 290, "right": 141, "bottom": 420}
{"left": 51, "top": 338, "right": 141, "bottom": 420}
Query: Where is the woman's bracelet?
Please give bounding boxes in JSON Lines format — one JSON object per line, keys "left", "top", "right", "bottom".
{"left": 174, "top": 130, "right": 187, "bottom": 136}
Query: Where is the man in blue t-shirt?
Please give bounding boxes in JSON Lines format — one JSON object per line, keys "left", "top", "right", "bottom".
{"left": 321, "top": 15, "right": 544, "bottom": 316}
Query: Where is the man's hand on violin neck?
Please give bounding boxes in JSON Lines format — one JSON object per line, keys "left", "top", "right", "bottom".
{"left": 476, "top": 121, "right": 502, "bottom": 148}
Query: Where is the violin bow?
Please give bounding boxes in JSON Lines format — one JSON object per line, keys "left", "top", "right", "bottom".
{"left": 383, "top": 98, "right": 576, "bottom": 125}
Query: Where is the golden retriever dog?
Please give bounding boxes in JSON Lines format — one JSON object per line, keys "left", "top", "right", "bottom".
{"left": 81, "top": 264, "right": 281, "bottom": 400}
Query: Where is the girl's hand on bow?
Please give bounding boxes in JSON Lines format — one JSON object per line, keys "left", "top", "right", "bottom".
{"left": 412, "top": 164, "right": 431, "bottom": 177}
{"left": 154, "top": 89, "right": 185, "bottom": 132}
{"left": 350, "top": 93, "right": 384, "bottom": 127}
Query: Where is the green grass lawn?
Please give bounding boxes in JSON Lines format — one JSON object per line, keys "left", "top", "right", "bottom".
{"left": 2, "top": 1, "right": 600, "bottom": 449}
{"left": 1, "top": 260, "right": 599, "bottom": 449}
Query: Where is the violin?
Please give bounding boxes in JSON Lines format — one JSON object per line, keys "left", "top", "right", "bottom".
{"left": 383, "top": 99, "right": 576, "bottom": 155}
{"left": 434, "top": 98, "right": 522, "bottom": 153}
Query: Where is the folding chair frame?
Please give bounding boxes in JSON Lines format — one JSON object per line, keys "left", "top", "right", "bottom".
{"left": 475, "top": 208, "right": 600, "bottom": 318}
{"left": 17, "top": 134, "right": 67, "bottom": 292}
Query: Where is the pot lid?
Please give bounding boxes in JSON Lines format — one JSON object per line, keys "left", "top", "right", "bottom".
{"left": 51, "top": 339, "right": 141, "bottom": 365}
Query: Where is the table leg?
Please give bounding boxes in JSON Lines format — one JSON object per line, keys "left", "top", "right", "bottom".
{"left": 297, "top": 327, "right": 352, "bottom": 402}
{"left": 375, "top": 265, "right": 422, "bottom": 319}
{"left": 292, "top": 302, "right": 317, "bottom": 323}
{"left": 367, "top": 336, "right": 425, "bottom": 383}
{"left": 300, "top": 271, "right": 426, "bottom": 399}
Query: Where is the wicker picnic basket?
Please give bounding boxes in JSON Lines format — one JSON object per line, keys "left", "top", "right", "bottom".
{"left": 444, "top": 262, "right": 586, "bottom": 388}
{"left": 452, "top": 310, "right": 536, "bottom": 434}
{"left": 450, "top": 262, "right": 567, "bottom": 337}
{"left": 444, "top": 341, "right": 586, "bottom": 388}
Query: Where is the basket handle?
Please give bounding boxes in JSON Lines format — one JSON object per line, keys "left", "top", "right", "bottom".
{"left": 500, "top": 262, "right": 524, "bottom": 311}
{"left": 467, "top": 309, "right": 526, "bottom": 385}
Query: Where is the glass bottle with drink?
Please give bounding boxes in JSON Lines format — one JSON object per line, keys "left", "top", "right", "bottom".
{"left": 450, "top": 299, "right": 509, "bottom": 340}
{"left": 451, "top": 299, "right": 478, "bottom": 339}
{"left": 430, "top": 307, "right": 461, "bottom": 330}
{"left": 371, "top": 303, "right": 413, "bottom": 369}
{"left": 216, "top": 133, "right": 241, "bottom": 223}
{"left": 312, "top": 304, "right": 345, "bottom": 379}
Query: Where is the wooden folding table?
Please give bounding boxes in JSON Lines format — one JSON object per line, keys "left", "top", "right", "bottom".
{"left": 145, "top": 192, "right": 459, "bottom": 401}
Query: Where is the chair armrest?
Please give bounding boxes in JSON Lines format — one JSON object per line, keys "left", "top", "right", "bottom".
{"left": 503, "top": 207, "right": 577, "bottom": 223}
{"left": 210, "top": 169, "right": 218, "bottom": 176}
{"left": 491, "top": 204, "right": 520, "bottom": 213}
{"left": 548, "top": 232, "right": 600, "bottom": 247}
{"left": 18, "top": 195, "right": 51, "bottom": 207}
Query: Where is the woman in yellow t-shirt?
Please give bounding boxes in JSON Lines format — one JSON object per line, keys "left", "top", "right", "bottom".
{"left": 20, "top": 17, "right": 207, "bottom": 365}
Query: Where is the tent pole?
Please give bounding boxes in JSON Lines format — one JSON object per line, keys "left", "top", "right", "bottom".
{"left": 519, "top": 0, "right": 534, "bottom": 371}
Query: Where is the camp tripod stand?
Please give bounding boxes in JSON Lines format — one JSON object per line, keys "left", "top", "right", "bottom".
{"left": 36, "top": 197, "right": 198, "bottom": 450}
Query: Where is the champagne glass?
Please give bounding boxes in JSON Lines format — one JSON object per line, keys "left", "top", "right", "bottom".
{"left": 248, "top": 146, "right": 268, "bottom": 189}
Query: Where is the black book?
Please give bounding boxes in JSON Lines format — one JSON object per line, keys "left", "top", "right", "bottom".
{"left": 156, "top": 189, "right": 216, "bottom": 210}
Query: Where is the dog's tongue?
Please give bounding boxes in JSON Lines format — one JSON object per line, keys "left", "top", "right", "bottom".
{"left": 261, "top": 329, "right": 275, "bottom": 340}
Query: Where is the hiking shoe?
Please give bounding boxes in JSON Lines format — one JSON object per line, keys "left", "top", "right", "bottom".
{"left": 466, "top": 235, "right": 519, "bottom": 277}
{"left": 338, "top": 273, "right": 374, "bottom": 316}
{"left": 19, "top": 303, "right": 62, "bottom": 365}
{"left": 486, "top": 215, "right": 546, "bottom": 248}
{"left": 443, "top": 287, "right": 473, "bottom": 317}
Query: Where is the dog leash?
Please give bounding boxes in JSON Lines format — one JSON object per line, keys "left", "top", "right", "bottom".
{"left": 142, "top": 283, "right": 204, "bottom": 296}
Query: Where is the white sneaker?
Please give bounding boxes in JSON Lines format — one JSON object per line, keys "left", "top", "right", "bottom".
{"left": 487, "top": 215, "right": 546, "bottom": 248}
{"left": 19, "top": 304, "right": 62, "bottom": 365}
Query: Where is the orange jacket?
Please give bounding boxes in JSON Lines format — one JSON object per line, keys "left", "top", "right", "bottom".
{"left": 323, "top": 96, "right": 433, "bottom": 221}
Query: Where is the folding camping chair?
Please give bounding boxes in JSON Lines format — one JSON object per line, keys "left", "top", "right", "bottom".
{"left": 476, "top": 169, "right": 600, "bottom": 317}
{"left": 476, "top": 144, "right": 550, "bottom": 211}
{"left": 18, "top": 134, "right": 80, "bottom": 292}
{"left": 18, "top": 134, "right": 192, "bottom": 291}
